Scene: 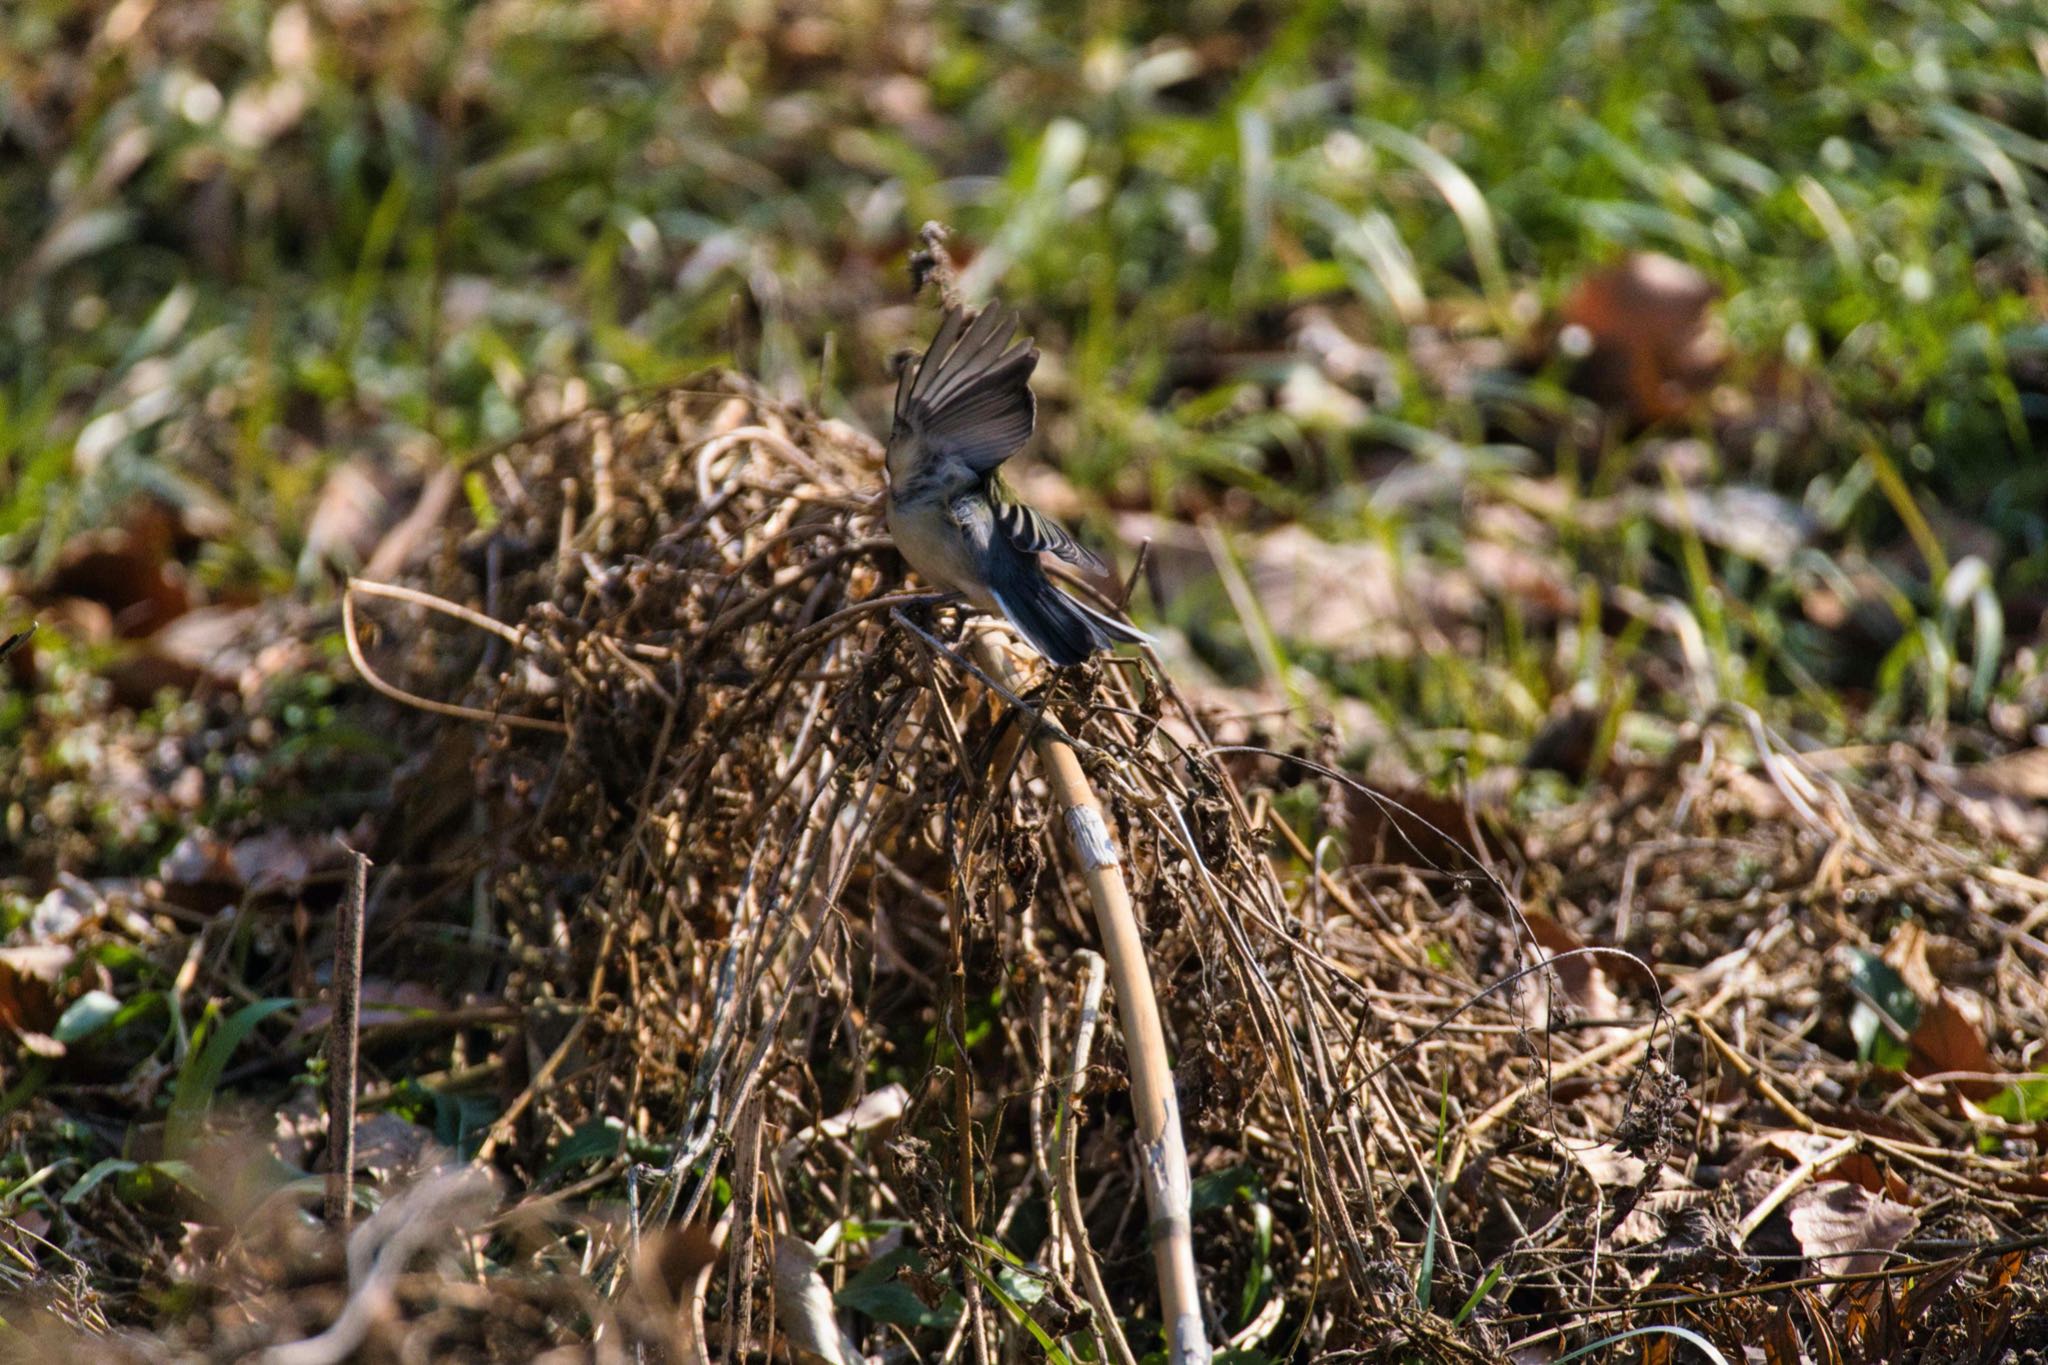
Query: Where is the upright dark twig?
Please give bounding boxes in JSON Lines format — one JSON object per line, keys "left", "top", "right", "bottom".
{"left": 326, "top": 848, "right": 370, "bottom": 1230}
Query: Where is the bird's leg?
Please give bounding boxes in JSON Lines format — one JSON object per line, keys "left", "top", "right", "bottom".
{"left": 913, "top": 590, "right": 969, "bottom": 636}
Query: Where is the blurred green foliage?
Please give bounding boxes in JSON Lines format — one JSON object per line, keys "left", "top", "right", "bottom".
{"left": 3, "top": 0, "right": 2044, "bottom": 752}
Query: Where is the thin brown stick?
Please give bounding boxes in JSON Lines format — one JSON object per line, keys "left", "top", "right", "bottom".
{"left": 325, "top": 849, "right": 369, "bottom": 1231}
{"left": 1058, "top": 951, "right": 1140, "bottom": 1365}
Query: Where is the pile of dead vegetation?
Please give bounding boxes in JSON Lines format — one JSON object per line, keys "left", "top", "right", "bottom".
{"left": 6, "top": 368, "right": 2048, "bottom": 1363}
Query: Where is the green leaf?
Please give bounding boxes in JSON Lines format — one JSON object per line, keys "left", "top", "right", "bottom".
{"left": 1554, "top": 1324, "right": 1732, "bottom": 1365}
{"left": 968, "top": 1261, "right": 1073, "bottom": 1364}
{"left": 53, "top": 990, "right": 122, "bottom": 1044}
{"left": 1241, "top": 1195, "right": 1273, "bottom": 1325}
{"left": 0, "top": 1060, "right": 51, "bottom": 1121}
{"left": 1981, "top": 1074, "right": 2048, "bottom": 1122}
{"left": 1452, "top": 1263, "right": 1505, "bottom": 1326}
{"left": 836, "top": 1248, "right": 961, "bottom": 1330}
{"left": 166, "top": 997, "right": 297, "bottom": 1154}
{"left": 1846, "top": 950, "right": 1918, "bottom": 1069}
{"left": 431, "top": 1089, "right": 500, "bottom": 1157}
{"left": 542, "top": 1117, "right": 626, "bottom": 1180}
{"left": 990, "top": 1259, "right": 1046, "bottom": 1307}
{"left": 64, "top": 1158, "right": 139, "bottom": 1204}
{"left": 1191, "top": 1164, "right": 1257, "bottom": 1213}
{"left": 462, "top": 471, "right": 502, "bottom": 531}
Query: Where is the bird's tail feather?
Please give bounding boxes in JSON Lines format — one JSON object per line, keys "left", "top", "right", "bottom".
{"left": 1066, "top": 592, "right": 1154, "bottom": 648}
{"left": 988, "top": 569, "right": 1152, "bottom": 667}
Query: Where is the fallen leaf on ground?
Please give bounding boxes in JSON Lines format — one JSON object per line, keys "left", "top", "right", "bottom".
{"left": 158, "top": 830, "right": 241, "bottom": 911}
{"left": 1732, "top": 1130, "right": 1912, "bottom": 1202}
{"left": 292, "top": 980, "right": 452, "bottom": 1038}
{"left": 1957, "top": 748, "right": 2048, "bottom": 800}
{"left": 1906, "top": 992, "right": 2001, "bottom": 1101}
{"left": 349, "top": 1112, "right": 438, "bottom": 1184}
{"left": 1521, "top": 907, "right": 1623, "bottom": 1034}
{"left": 42, "top": 500, "right": 193, "bottom": 638}
{"left": 1786, "top": 1180, "right": 1917, "bottom": 1277}
{"left": 1347, "top": 783, "right": 1507, "bottom": 872}
{"left": 774, "top": 1234, "right": 854, "bottom": 1365}
{"left": 778, "top": 1083, "right": 909, "bottom": 1163}
{"left": 299, "top": 458, "right": 393, "bottom": 581}
{"left": 229, "top": 828, "right": 337, "bottom": 895}
{"left": 1559, "top": 251, "right": 1728, "bottom": 425}
{"left": 0, "top": 944, "right": 74, "bottom": 1051}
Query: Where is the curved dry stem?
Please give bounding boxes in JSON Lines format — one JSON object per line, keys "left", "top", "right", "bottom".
{"left": 342, "top": 580, "right": 569, "bottom": 734}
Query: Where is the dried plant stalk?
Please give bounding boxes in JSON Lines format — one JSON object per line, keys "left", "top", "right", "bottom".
{"left": 324, "top": 849, "right": 369, "bottom": 1231}
{"left": 971, "top": 639, "right": 1210, "bottom": 1365}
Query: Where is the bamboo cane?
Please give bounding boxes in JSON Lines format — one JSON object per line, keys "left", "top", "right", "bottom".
{"left": 969, "top": 639, "right": 1210, "bottom": 1365}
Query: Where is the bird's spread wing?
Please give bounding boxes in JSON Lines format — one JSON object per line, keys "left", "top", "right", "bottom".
{"left": 890, "top": 303, "right": 1038, "bottom": 489}
{"left": 989, "top": 477, "right": 1107, "bottom": 575}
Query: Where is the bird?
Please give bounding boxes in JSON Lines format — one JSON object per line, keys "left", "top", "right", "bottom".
{"left": 884, "top": 300, "right": 1151, "bottom": 667}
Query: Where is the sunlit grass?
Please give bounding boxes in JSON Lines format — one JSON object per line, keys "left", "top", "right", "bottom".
{"left": 3, "top": 0, "right": 2042, "bottom": 771}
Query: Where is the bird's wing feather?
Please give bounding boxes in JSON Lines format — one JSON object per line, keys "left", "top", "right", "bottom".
{"left": 889, "top": 303, "right": 1038, "bottom": 487}
{"left": 989, "top": 479, "right": 1108, "bottom": 575}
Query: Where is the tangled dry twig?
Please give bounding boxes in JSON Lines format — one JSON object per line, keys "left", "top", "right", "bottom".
{"left": 316, "top": 367, "right": 2048, "bottom": 1361}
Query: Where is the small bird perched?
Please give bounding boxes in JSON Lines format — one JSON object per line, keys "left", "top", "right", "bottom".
{"left": 885, "top": 301, "right": 1150, "bottom": 666}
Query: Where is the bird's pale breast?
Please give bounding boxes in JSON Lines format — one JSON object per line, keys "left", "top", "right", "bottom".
{"left": 887, "top": 496, "right": 1000, "bottom": 613}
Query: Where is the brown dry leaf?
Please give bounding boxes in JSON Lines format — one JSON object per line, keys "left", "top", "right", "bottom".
{"left": 0, "top": 945, "right": 73, "bottom": 1053}
{"left": 145, "top": 605, "right": 263, "bottom": 684}
{"left": 1906, "top": 992, "right": 2001, "bottom": 1101}
{"left": 293, "top": 979, "right": 451, "bottom": 1038}
{"left": 28, "top": 878, "right": 102, "bottom": 941}
{"left": 1567, "top": 1140, "right": 1648, "bottom": 1189}
{"left": 772, "top": 1235, "right": 853, "bottom": 1365}
{"left": 157, "top": 824, "right": 339, "bottom": 904}
{"left": 271, "top": 1089, "right": 327, "bottom": 1171}
{"left": 43, "top": 500, "right": 192, "bottom": 638}
{"left": 1242, "top": 525, "right": 1407, "bottom": 655}
{"left": 1959, "top": 747, "right": 2048, "bottom": 799}
{"left": 229, "top": 828, "right": 335, "bottom": 895}
{"left": 1559, "top": 252, "right": 1728, "bottom": 424}
{"left": 1900, "top": 1264, "right": 1967, "bottom": 1330}
{"left": 777, "top": 1082, "right": 908, "bottom": 1164}
{"left": 298, "top": 458, "right": 393, "bottom": 581}
{"left": 1522, "top": 908, "right": 1622, "bottom": 1029}
{"left": 1825, "top": 1152, "right": 1911, "bottom": 1203}
{"left": 158, "top": 829, "right": 241, "bottom": 911}
{"left": 1347, "top": 784, "right": 1506, "bottom": 871}
{"left": 1950, "top": 749, "right": 2048, "bottom": 845}
{"left": 1523, "top": 685, "right": 1608, "bottom": 781}
{"left": 1648, "top": 485, "right": 1813, "bottom": 571}
{"left": 1797, "top": 1289, "right": 1846, "bottom": 1365}
{"left": 1730, "top": 1130, "right": 1913, "bottom": 1202}
{"left": 363, "top": 464, "right": 463, "bottom": 582}
{"left": 1840, "top": 1278, "right": 1904, "bottom": 1364}
{"left": 350, "top": 1112, "right": 438, "bottom": 1184}
{"left": 1881, "top": 921, "right": 1941, "bottom": 1003}
{"left": 1463, "top": 533, "right": 1577, "bottom": 623}
{"left": 629, "top": 1222, "right": 722, "bottom": 1365}
{"left": 1785, "top": 1180, "right": 1917, "bottom": 1277}
{"left": 1275, "top": 361, "right": 1371, "bottom": 430}
{"left": 1761, "top": 1303, "right": 1803, "bottom": 1365}
{"left": 98, "top": 646, "right": 209, "bottom": 709}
